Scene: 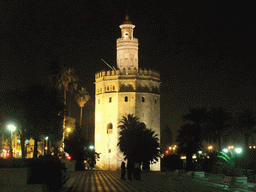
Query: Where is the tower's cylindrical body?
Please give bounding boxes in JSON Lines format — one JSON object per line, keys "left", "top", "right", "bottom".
{"left": 95, "top": 16, "right": 161, "bottom": 171}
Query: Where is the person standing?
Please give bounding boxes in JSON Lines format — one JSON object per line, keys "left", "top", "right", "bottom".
{"left": 127, "top": 160, "right": 134, "bottom": 180}
{"left": 121, "top": 161, "right": 126, "bottom": 180}
{"left": 134, "top": 162, "right": 141, "bottom": 180}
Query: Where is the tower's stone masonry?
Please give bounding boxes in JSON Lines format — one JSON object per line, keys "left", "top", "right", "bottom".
{"left": 95, "top": 17, "right": 161, "bottom": 171}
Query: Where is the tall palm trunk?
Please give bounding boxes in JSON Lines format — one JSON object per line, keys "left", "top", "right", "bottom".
{"left": 216, "top": 131, "right": 222, "bottom": 152}
{"left": 63, "top": 88, "right": 67, "bottom": 148}
{"left": 21, "top": 136, "right": 25, "bottom": 159}
{"left": 33, "top": 138, "right": 38, "bottom": 158}
{"left": 80, "top": 106, "right": 83, "bottom": 126}
{"left": 186, "top": 152, "right": 193, "bottom": 171}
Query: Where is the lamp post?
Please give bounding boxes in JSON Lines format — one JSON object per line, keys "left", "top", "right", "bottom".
{"left": 208, "top": 145, "right": 213, "bottom": 152}
{"left": 89, "top": 145, "right": 94, "bottom": 150}
{"left": 234, "top": 147, "right": 242, "bottom": 167}
{"left": 44, "top": 136, "right": 48, "bottom": 155}
{"left": 7, "top": 125, "right": 16, "bottom": 158}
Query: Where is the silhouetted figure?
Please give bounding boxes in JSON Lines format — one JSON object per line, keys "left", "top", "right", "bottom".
{"left": 127, "top": 160, "right": 134, "bottom": 180}
{"left": 134, "top": 162, "right": 141, "bottom": 180}
{"left": 121, "top": 161, "right": 126, "bottom": 180}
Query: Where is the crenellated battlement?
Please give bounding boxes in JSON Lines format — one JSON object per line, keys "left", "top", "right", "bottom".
{"left": 95, "top": 68, "right": 160, "bottom": 79}
{"left": 116, "top": 37, "right": 138, "bottom": 44}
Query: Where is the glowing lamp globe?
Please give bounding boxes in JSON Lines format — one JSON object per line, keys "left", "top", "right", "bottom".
{"left": 7, "top": 125, "right": 16, "bottom": 132}
{"left": 235, "top": 148, "right": 242, "bottom": 154}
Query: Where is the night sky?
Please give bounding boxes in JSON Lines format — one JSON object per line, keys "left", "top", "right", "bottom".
{"left": 1, "top": 1, "right": 256, "bottom": 141}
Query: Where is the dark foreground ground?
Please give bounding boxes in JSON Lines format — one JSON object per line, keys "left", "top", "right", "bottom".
{"left": 59, "top": 170, "right": 251, "bottom": 192}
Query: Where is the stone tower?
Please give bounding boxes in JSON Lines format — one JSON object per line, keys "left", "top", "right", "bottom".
{"left": 95, "top": 16, "right": 160, "bottom": 171}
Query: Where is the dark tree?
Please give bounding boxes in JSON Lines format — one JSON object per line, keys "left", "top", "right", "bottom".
{"left": 118, "top": 114, "right": 161, "bottom": 169}
{"left": 0, "top": 90, "right": 30, "bottom": 158}
{"left": 64, "top": 122, "right": 88, "bottom": 161}
{"left": 181, "top": 108, "right": 207, "bottom": 152}
{"left": 206, "top": 107, "right": 232, "bottom": 151}
{"left": 176, "top": 123, "right": 202, "bottom": 170}
{"left": 237, "top": 109, "right": 256, "bottom": 153}
{"left": 15, "top": 85, "right": 64, "bottom": 158}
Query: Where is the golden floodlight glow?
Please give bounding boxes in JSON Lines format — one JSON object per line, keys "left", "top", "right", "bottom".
{"left": 169, "top": 147, "right": 172, "bottom": 150}
{"left": 208, "top": 146, "right": 213, "bottom": 150}
{"left": 249, "top": 146, "right": 252, "bottom": 149}
{"left": 67, "top": 128, "right": 71, "bottom": 132}
{"left": 95, "top": 112, "right": 102, "bottom": 122}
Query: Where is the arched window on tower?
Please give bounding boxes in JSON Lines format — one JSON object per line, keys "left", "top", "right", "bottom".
{"left": 142, "top": 96, "right": 145, "bottom": 102}
{"left": 125, "top": 96, "right": 128, "bottom": 102}
{"left": 107, "top": 123, "right": 113, "bottom": 134}
{"left": 109, "top": 97, "right": 112, "bottom": 103}
{"left": 155, "top": 98, "right": 157, "bottom": 104}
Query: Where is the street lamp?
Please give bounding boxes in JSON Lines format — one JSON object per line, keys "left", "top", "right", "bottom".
{"left": 222, "top": 148, "right": 229, "bottom": 153}
{"left": 89, "top": 145, "right": 94, "bottom": 150}
{"left": 235, "top": 147, "right": 242, "bottom": 154}
{"left": 44, "top": 136, "right": 48, "bottom": 155}
{"left": 7, "top": 124, "right": 16, "bottom": 158}
{"left": 208, "top": 145, "right": 213, "bottom": 153}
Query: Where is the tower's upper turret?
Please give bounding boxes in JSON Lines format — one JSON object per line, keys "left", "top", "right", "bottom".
{"left": 116, "top": 16, "right": 139, "bottom": 72}
{"left": 120, "top": 15, "right": 135, "bottom": 39}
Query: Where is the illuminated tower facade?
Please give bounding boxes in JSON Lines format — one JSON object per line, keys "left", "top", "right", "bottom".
{"left": 95, "top": 16, "right": 160, "bottom": 171}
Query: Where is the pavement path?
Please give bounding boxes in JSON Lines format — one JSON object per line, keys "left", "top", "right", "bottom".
{"left": 59, "top": 170, "right": 239, "bottom": 192}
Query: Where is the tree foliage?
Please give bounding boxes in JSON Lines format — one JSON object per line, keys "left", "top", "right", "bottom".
{"left": 117, "top": 114, "right": 161, "bottom": 165}
{"left": 176, "top": 123, "right": 202, "bottom": 170}
{"left": 15, "top": 85, "right": 64, "bottom": 158}
{"left": 177, "top": 107, "right": 232, "bottom": 170}
{"left": 0, "top": 90, "right": 31, "bottom": 158}
{"left": 237, "top": 109, "right": 256, "bottom": 149}
{"left": 64, "top": 123, "right": 87, "bottom": 160}
{"left": 206, "top": 107, "right": 232, "bottom": 151}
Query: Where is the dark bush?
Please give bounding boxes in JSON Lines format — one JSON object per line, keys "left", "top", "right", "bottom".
{"left": 75, "top": 160, "right": 85, "bottom": 171}
{"left": 28, "top": 155, "right": 64, "bottom": 191}
{"left": 162, "top": 154, "right": 183, "bottom": 170}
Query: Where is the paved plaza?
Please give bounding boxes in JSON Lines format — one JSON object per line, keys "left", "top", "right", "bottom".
{"left": 58, "top": 170, "right": 255, "bottom": 192}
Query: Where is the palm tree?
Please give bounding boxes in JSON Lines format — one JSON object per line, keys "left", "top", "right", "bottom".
{"left": 139, "top": 128, "right": 160, "bottom": 170}
{"left": 206, "top": 107, "right": 232, "bottom": 151}
{"left": 118, "top": 114, "right": 144, "bottom": 131}
{"left": 57, "top": 67, "right": 78, "bottom": 106}
{"left": 182, "top": 108, "right": 207, "bottom": 146}
{"left": 75, "top": 87, "right": 90, "bottom": 127}
{"left": 57, "top": 67, "right": 78, "bottom": 148}
{"left": 20, "top": 85, "right": 64, "bottom": 158}
{"left": 176, "top": 123, "right": 202, "bottom": 170}
{"left": 117, "top": 114, "right": 160, "bottom": 169}
{"left": 1, "top": 90, "right": 31, "bottom": 159}
{"left": 237, "top": 109, "right": 256, "bottom": 150}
